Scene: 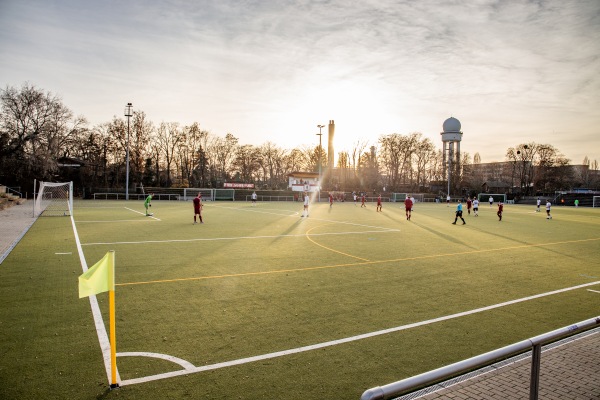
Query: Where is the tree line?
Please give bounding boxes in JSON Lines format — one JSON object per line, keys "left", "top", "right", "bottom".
{"left": 1, "top": 83, "right": 597, "bottom": 196}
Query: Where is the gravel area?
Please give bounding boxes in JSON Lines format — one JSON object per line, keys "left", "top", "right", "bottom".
{"left": 0, "top": 201, "right": 36, "bottom": 264}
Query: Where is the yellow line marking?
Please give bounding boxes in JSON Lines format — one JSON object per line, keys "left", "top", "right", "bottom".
{"left": 116, "top": 237, "right": 600, "bottom": 287}
{"left": 304, "top": 223, "right": 371, "bottom": 262}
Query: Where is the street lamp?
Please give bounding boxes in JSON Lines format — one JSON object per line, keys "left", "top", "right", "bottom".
{"left": 522, "top": 145, "right": 529, "bottom": 195}
{"left": 124, "top": 103, "right": 133, "bottom": 200}
{"left": 317, "top": 124, "right": 324, "bottom": 201}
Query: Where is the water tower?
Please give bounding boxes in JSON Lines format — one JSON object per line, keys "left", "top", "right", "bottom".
{"left": 441, "top": 117, "right": 463, "bottom": 195}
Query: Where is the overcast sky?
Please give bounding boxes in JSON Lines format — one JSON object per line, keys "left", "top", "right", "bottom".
{"left": 1, "top": 0, "right": 599, "bottom": 164}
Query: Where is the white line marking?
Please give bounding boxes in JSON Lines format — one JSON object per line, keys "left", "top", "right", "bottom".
{"left": 70, "top": 214, "right": 121, "bottom": 384}
{"left": 76, "top": 220, "right": 157, "bottom": 223}
{"left": 211, "top": 203, "right": 395, "bottom": 230}
{"left": 125, "top": 207, "right": 161, "bottom": 221}
{"left": 588, "top": 289, "right": 600, "bottom": 294}
{"left": 55, "top": 252, "right": 72, "bottom": 255}
{"left": 118, "top": 352, "right": 195, "bottom": 370}
{"left": 119, "top": 280, "right": 600, "bottom": 386}
{"left": 81, "top": 229, "right": 399, "bottom": 246}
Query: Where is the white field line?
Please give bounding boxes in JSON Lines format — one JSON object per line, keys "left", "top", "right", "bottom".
{"left": 76, "top": 219, "right": 157, "bottom": 223}
{"left": 69, "top": 214, "right": 121, "bottom": 384}
{"left": 210, "top": 203, "right": 398, "bottom": 231}
{"left": 81, "top": 229, "right": 399, "bottom": 246}
{"left": 119, "top": 280, "right": 600, "bottom": 387}
{"left": 588, "top": 289, "right": 600, "bottom": 294}
{"left": 124, "top": 207, "right": 161, "bottom": 221}
{"left": 118, "top": 352, "right": 196, "bottom": 370}
{"left": 209, "top": 204, "right": 300, "bottom": 217}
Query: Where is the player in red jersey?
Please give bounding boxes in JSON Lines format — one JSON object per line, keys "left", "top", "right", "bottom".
{"left": 376, "top": 194, "right": 382, "bottom": 212}
{"left": 466, "top": 197, "right": 472, "bottom": 215}
{"left": 193, "top": 193, "right": 203, "bottom": 224}
{"left": 497, "top": 201, "right": 503, "bottom": 221}
{"left": 329, "top": 192, "right": 334, "bottom": 208}
{"left": 361, "top": 193, "right": 366, "bottom": 208}
{"left": 404, "top": 195, "right": 413, "bottom": 220}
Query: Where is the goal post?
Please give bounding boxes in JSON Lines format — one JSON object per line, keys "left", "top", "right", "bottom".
{"left": 34, "top": 181, "right": 73, "bottom": 217}
{"left": 478, "top": 193, "right": 507, "bottom": 203}
{"left": 593, "top": 196, "right": 600, "bottom": 208}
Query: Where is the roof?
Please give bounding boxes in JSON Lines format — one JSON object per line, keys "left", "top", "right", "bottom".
{"left": 482, "top": 181, "right": 510, "bottom": 188}
{"left": 287, "top": 171, "right": 319, "bottom": 178}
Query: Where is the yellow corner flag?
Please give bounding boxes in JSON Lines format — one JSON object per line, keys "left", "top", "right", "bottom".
{"left": 79, "top": 251, "right": 115, "bottom": 298}
{"left": 78, "top": 251, "right": 119, "bottom": 388}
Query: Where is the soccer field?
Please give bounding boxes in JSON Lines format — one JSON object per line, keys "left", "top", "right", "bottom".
{"left": 1, "top": 199, "right": 599, "bottom": 399}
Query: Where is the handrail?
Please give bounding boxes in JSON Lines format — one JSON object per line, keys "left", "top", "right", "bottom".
{"left": 361, "top": 316, "right": 600, "bottom": 400}
{"left": 0, "top": 184, "right": 22, "bottom": 198}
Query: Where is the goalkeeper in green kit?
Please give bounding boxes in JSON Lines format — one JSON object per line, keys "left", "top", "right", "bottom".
{"left": 144, "top": 193, "right": 154, "bottom": 216}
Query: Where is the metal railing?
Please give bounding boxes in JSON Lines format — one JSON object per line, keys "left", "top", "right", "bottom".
{"left": 0, "top": 185, "right": 22, "bottom": 198}
{"left": 361, "top": 316, "right": 600, "bottom": 400}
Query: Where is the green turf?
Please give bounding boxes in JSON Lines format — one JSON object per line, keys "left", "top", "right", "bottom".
{"left": 1, "top": 200, "right": 599, "bottom": 399}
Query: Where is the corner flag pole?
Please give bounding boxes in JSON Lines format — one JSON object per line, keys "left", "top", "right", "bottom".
{"left": 109, "top": 285, "right": 118, "bottom": 388}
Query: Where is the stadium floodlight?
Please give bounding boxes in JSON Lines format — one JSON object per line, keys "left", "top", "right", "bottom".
{"left": 124, "top": 103, "right": 133, "bottom": 200}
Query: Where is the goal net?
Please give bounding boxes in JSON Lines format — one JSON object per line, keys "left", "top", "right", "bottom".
{"left": 391, "top": 193, "right": 408, "bottom": 202}
{"left": 478, "top": 193, "right": 507, "bottom": 203}
{"left": 182, "top": 188, "right": 235, "bottom": 201}
{"left": 182, "top": 188, "right": 215, "bottom": 201}
{"left": 391, "top": 193, "right": 424, "bottom": 203}
{"left": 34, "top": 181, "right": 73, "bottom": 217}
{"left": 593, "top": 196, "right": 600, "bottom": 208}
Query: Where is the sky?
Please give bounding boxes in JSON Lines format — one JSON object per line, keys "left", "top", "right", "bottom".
{"left": 1, "top": 0, "right": 599, "bottom": 165}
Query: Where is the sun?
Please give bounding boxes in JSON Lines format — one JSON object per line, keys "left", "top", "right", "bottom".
{"left": 273, "top": 77, "right": 406, "bottom": 164}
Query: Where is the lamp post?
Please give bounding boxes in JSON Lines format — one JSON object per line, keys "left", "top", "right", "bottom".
{"left": 124, "top": 103, "right": 133, "bottom": 200}
{"left": 522, "top": 145, "right": 529, "bottom": 195}
{"left": 317, "top": 124, "right": 324, "bottom": 201}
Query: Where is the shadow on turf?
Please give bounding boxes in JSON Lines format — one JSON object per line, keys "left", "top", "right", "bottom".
{"left": 96, "top": 387, "right": 114, "bottom": 399}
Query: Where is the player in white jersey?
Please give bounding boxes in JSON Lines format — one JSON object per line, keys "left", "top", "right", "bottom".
{"left": 472, "top": 198, "right": 479, "bottom": 216}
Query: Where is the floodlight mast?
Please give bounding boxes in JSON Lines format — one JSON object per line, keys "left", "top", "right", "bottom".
{"left": 124, "top": 103, "right": 133, "bottom": 200}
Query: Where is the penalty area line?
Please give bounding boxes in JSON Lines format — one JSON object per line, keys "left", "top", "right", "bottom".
{"left": 119, "top": 280, "right": 600, "bottom": 387}
{"left": 125, "top": 207, "right": 161, "bottom": 221}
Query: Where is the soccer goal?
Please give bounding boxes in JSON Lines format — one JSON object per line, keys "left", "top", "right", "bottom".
{"left": 391, "top": 193, "right": 408, "bottom": 202}
{"left": 214, "top": 189, "right": 235, "bottom": 201}
{"left": 34, "top": 181, "right": 73, "bottom": 217}
{"left": 478, "top": 193, "right": 507, "bottom": 203}
{"left": 593, "top": 196, "right": 600, "bottom": 208}
{"left": 182, "top": 188, "right": 215, "bottom": 201}
{"left": 409, "top": 194, "right": 424, "bottom": 203}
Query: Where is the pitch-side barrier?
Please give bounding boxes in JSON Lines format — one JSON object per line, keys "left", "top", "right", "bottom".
{"left": 361, "top": 316, "right": 600, "bottom": 400}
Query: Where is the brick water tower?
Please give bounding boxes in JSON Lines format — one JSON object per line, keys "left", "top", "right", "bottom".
{"left": 441, "top": 117, "right": 463, "bottom": 195}
{"left": 327, "top": 120, "right": 335, "bottom": 170}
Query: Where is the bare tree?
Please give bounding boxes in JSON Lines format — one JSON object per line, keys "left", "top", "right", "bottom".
{"left": 258, "top": 142, "right": 285, "bottom": 189}
{"left": 156, "top": 122, "right": 182, "bottom": 187}
{"left": 233, "top": 144, "right": 261, "bottom": 182}
{"left": 378, "top": 133, "right": 418, "bottom": 190}
{"left": 413, "top": 136, "right": 436, "bottom": 191}
{"left": 0, "top": 83, "right": 78, "bottom": 183}
{"left": 130, "top": 111, "right": 154, "bottom": 189}
{"left": 213, "top": 133, "right": 239, "bottom": 186}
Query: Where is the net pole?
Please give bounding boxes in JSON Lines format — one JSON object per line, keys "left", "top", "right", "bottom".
{"left": 33, "top": 179, "right": 36, "bottom": 217}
